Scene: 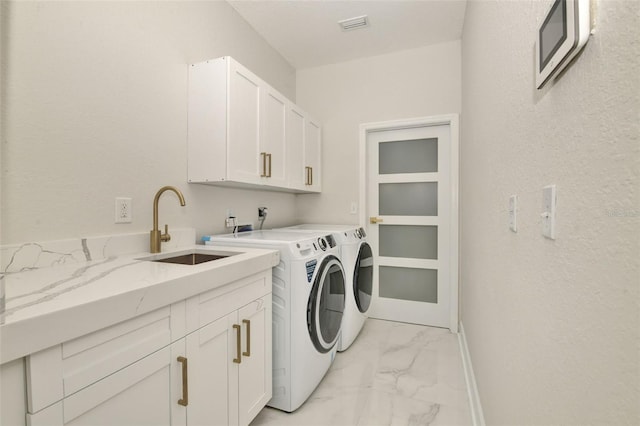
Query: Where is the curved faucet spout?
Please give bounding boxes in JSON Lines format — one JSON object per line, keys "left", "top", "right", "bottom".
{"left": 150, "top": 186, "right": 186, "bottom": 253}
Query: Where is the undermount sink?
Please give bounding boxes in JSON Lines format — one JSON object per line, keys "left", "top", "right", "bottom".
{"left": 153, "top": 253, "right": 228, "bottom": 265}
{"left": 139, "top": 250, "right": 237, "bottom": 265}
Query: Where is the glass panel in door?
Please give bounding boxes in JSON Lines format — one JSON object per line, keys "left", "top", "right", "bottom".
{"left": 378, "top": 266, "right": 438, "bottom": 303}
{"left": 379, "top": 225, "right": 438, "bottom": 259}
{"left": 379, "top": 182, "right": 438, "bottom": 216}
{"left": 379, "top": 138, "right": 438, "bottom": 174}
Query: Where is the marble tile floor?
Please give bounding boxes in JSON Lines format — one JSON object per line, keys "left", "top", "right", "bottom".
{"left": 251, "top": 319, "right": 472, "bottom": 426}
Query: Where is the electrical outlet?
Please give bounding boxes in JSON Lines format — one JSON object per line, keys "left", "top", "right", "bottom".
{"left": 115, "top": 197, "right": 132, "bottom": 223}
{"left": 350, "top": 202, "right": 358, "bottom": 215}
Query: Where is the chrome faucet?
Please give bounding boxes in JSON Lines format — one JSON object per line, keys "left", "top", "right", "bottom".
{"left": 150, "top": 186, "right": 186, "bottom": 253}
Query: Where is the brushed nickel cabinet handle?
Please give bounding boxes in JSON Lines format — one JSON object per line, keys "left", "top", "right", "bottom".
{"left": 309, "top": 167, "right": 313, "bottom": 186}
{"left": 260, "top": 152, "right": 267, "bottom": 177}
{"left": 177, "top": 356, "right": 188, "bottom": 406}
{"left": 233, "top": 324, "right": 242, "bottom": 364}
{"left": 242, "top": 319, "right": 251, "bottom": 357}
{"left": 305, "top": 166, "right": 311, "bottom": 185}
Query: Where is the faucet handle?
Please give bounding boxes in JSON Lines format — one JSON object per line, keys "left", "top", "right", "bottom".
{"left": 161, "top": 224, "right": 171, "bottom": 242}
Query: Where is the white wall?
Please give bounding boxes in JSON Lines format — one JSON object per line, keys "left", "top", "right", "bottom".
{"left": 461, "top": 0, "right": 639, "bottom": 424}
{"left": 0, "top": 0, "right": 297, "bottom": 245}
{"left": 295, "top": 42, "right": 461, "bottom": 224}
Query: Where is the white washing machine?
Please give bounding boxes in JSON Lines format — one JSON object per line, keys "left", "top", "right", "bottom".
{"left": 202, "top": 230, "right": 346, "bottom": 412}
{"left": 275, "top": 224, "right": 373, "bottom": 352}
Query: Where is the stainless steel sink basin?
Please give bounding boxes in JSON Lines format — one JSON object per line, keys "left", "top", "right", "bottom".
{"left": 153, "top": 253, "right": 229, "bottom": 265}
{"left": 139, "top": 250, "right": 237, "bottom": 265}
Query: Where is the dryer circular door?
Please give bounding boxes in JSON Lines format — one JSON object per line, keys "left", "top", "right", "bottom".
{"left": 353, "top": 242, "right": 373, "bottom": 313}
{"left": 307, "top": 255, "right": 346, "bottom": 353}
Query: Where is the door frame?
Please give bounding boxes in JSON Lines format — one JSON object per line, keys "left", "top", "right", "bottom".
{"left": 358, "top": 114, "right": 459, "bottom": 333}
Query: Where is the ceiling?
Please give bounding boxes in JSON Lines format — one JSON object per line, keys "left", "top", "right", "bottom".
{"left": 228, "top": 0, "right": 468, "bottom": 70}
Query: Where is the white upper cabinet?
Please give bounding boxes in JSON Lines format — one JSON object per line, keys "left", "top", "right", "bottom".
{"left": 286, "top": 104, "right": 322, "bottom": 192}
{"left": 304, "top": 117, "right": 322, "bottom": 192}
{"left": 188, "top": 56, "right": 320, "bottom": 193}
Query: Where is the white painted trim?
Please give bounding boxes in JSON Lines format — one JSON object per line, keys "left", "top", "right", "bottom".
{"left": 458, "top": 322, "right": 486, "bottom": 426}
{"left": 358, "top": 114, "right": 460, "bottom": 332}
{"left": 449, "top": 114, "right": 459, "bottom": 333}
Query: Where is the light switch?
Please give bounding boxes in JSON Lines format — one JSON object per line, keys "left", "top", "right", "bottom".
{"left": 509, "top": 195, "right": 518, "bottom": 232}
{"left": 541, "top": 185, "right": 557, "bottom": 239}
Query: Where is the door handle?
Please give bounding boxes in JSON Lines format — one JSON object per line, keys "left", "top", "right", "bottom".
{"left": 233, "top": 324, "right": 242, "bottom": 364}
{"left": 305, "top": 166, "right": 313, "bottom": 185}
{"left": 177, "top": 356, "right": 188, "bottom": 406}
{"left": 266, "top": 153, "right": 272, "bottom": 178}
{"left": 370, "top": 217, "right": 383, "bottom": 224}
{"left": 260, "top": 152, "right": 267, "bottom": 177}
{"left": 242, "top": 319, "right": 251, "bottom": 357}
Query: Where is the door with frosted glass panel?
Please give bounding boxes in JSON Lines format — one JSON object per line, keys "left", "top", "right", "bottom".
{"left": 367, "top": 125, "right": 451, "bottom": 328}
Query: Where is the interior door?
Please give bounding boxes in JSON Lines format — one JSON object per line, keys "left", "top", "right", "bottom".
{"left": 367, "top": 124, "right": 453, "bottom": 328}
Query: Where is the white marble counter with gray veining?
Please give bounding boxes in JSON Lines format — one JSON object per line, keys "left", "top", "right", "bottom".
{"left": 0, "top": 229, "right": 279, "bottom": 364}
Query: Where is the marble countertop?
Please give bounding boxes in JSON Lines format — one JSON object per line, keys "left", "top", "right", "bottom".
{"left": 0, "top": 238, "right": 279, "bottom": 364}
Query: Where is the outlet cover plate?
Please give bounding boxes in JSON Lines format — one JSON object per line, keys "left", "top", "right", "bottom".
{"left": 115, "top": 197, "right": 132, "bottom": 223}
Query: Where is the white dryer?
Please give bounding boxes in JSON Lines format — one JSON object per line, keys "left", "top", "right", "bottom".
{"left": 202, "top": 230, "right": 346, "bottom": 412}
{"left": 276, "top": 225, "right": 373, "bottom": 351}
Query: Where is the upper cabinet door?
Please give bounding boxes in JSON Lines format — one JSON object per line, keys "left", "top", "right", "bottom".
{"left": 261, "top": 88, "right": 288, "bottom": 188}
{"left": 227, "top": 60, "right": 262, "bottom": 185}
{"left": 304, "top": 118, "right": 322, "bottom": 192}
{"left": 286, "top": 104, "right": 306, "bottom": 191}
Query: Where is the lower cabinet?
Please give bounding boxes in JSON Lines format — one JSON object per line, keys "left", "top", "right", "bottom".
{"left": 26, "top": 273, "right": 272, "bottom": 426}
{"left": 172, "top": 294, "right": 272, "bottom": 426}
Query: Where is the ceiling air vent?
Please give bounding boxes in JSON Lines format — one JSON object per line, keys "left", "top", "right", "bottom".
{"left": 338, "top": 15, "right": 369, "bottom": 31}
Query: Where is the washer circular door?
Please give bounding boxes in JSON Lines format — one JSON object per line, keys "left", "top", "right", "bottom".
{"left": 307, "top": 255, "right": 346, "bottom": 353}
{"left": 353, "top": 242, "right": 373, "bottom": 313}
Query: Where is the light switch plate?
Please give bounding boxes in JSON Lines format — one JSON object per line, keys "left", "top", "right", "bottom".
{"left": 509, "top": 195, "right": 518, "bottom": 232}
{"left": 542, "top": 185, "right": 556, "bottom": 239}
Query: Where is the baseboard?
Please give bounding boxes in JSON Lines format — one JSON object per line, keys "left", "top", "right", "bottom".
{"left": 458, "top": 322, "right": 486, "bottom": 426}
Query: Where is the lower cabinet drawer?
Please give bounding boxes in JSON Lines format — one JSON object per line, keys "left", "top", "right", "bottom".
{"left": 27, "top": 306, "right": 172, "bottom": 413}
{"left": 27, "top": 346, "right": 174, "bottom": 426}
